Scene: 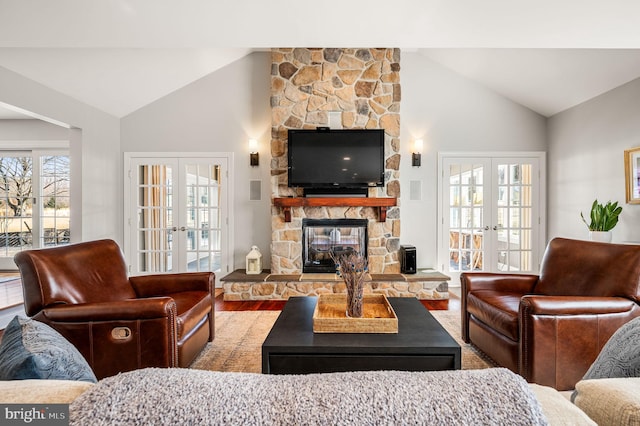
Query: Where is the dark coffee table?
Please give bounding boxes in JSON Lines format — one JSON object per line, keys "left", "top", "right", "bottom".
{"left": 262, "top": 296, "right": 461, "bottom": 374}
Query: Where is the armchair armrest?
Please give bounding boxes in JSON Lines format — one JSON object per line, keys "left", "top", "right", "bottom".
{"left": 519, "top": 295, "right": 640, "bottom": 390}
{"left": 460, "top": 273, "right": 539, "bottom": 343}
{"left": 130, "top": 272, "right": 214, "bottom": 297}
{"left": 40, "top": 297, "right": 177, "bottom": 322}
{"left": 520, "top": 295, "right": 638, "bottom": 316}
{"left": 461, "top": 272, "right": 539, "bottom": 294}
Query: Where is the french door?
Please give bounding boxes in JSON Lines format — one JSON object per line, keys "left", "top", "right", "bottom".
{"left": 439, "top": 153, "right": 545, "bottom": 283}
{"left": 124, "top": 154, "right": 231, "bottom": 286}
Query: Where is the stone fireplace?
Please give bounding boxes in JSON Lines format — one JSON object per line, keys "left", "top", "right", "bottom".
{"left": 222, "top": 48, "right": 451, "bottom": 302}
{"left": 270, "top": 48, "right": 402, "bottom": 275}
{"left": 302, "top": 218, "right": 367, "bottom": 273}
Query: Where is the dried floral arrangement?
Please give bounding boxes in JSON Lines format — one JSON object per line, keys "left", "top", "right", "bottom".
{"left": 331, "top": 251, "right": 368, "bottom": 317}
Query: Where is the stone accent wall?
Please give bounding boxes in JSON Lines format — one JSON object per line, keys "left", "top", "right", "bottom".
{"left": 223, "top": 280, "right": 449, "bottom": 301}
{"left": 270, "top": 48, "right": 401, "bottom": 274}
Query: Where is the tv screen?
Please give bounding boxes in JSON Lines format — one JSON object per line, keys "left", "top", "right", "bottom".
{"left": 287, "top": 129, "right": 384, "bottom": 191}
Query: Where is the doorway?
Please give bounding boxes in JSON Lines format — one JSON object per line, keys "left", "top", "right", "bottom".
{"left": 438, "top": 153, "right": 546, "bottom": 284}
{"left": 124, "top": 153, "right": 232, "bottom": 287}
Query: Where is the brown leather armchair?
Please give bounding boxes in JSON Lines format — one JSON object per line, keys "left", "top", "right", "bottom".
{"left": 462, "top": 237, "right": 640, "bottom": 390}
{"left": 14, "top": 239, "right": 215, "bottom": 379}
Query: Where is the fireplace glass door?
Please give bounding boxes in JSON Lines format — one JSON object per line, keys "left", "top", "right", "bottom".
{"left": 302, "top": 219, "right": 367, "bottom": 273}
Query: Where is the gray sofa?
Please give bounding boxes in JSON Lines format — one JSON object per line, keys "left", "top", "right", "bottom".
{"left": 2, "top": 367, "right": 600, "bottom": 425}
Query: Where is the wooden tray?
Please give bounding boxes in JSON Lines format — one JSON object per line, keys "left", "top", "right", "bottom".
{"left": 312, "top": 294, "right": 398, "bottom": 333}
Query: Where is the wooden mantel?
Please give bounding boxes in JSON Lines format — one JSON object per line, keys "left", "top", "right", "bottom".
{"left": 273, "top": 197, "right": 397, "bottom": 222}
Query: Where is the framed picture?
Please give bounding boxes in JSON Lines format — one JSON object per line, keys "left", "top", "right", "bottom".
{"left": 624, "top": 147, "right": 640, "bottom": 204}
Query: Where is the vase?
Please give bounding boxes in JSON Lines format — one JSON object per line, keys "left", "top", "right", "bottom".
{"left": 589, "top": 231, "right": 612, "bottom": 243}
{"left": 345, "top": 282, "right": 364, "bottom": 318}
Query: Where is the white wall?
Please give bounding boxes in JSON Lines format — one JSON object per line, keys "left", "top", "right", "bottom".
{"left": 547, "top": 77, "right": 640, "bottom": 243}
{"left": 2, "top": 48, "right": 634, "bottom": 280}
{"left": 121, "top": 51, "right": 549, "bottom": 273}
{"left": 0, "top": 119, "right": 69, "bottom": 140}
{"left": 121, "top": 52, "right": 272, "bottom": 270}
{"left": 0, "top": 65, "right": 121, "bottom": 246}
{"left": 400, "top": 53, "right": 548, "bottom": 269}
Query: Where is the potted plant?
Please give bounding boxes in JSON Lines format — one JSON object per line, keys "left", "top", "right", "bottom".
{"left": 580, "top": 199, "right": 622, "bottom": 242}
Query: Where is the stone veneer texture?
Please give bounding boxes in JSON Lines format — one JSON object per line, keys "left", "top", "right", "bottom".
{"left": 270, "top": 48, "right": 401, "bottom": 274}
{"left": 223, "top": 280, "right": 449, "bottom": 301}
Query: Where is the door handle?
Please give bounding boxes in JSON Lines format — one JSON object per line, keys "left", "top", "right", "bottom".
{"left": 483, "top": 226, "right": 490, "bottom": 231}
{"left": 180, "top": 226, "right": 186, "bottom": 231}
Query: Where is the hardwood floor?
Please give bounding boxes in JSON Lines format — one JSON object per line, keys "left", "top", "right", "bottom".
{"left": 214, "top": 290, "right": 286, "bottom": 311}
{"left": 214, "top": 289, "right": 460, "bottom": 311}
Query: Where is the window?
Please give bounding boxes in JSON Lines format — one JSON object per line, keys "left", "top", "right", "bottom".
{"left": 0, "top": 150, "right": 70, "bottom": 310}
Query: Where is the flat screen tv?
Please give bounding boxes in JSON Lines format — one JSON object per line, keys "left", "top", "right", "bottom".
{"left": 287, "top": 128, "right": 384, "bottom": 194}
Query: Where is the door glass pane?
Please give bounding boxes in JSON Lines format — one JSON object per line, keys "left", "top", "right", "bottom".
{"left": 473, "top": 186, "right": 483, "bottom": 206}
{"left": 496, "top": 207, "right": 507, "bottom": 229}
{"left": 0, "top": 156, "right": 33, "bottom": 256}
{"left": 498, "top": 165, "right": 507, "bottom": 185}
{"left": 449, "top": 231, "right": 460, "bottom": 250}
{"left": 497, "top": 186, "right": 506, "bottom": 204}
{"left": 185, "top": 164, "right": 222, "bottom": 273}
{"left": 509, "top": 208, "right": 520, "bottom": 228}
{"left": 461, "top": 185, "right": 471, "bottom": 206}
{"left": 472, "top": 208, "right": 483, "bottom": 228}
{"left": 460, "top": 208, "right": 471, "bottom": 227}
{"left": 450, "top": 208, "right": 460, "bottom": 228}
{"left": 521, "top": 230, "right": 532, "bottom": 250}
{"left": 40, "top": 155, "right": 71, "bottom": 247}
{"left": 208, "top": 207, "right": 220, "bottom": 228}
{"left": 137, "top": 164, "right": 173, "bottom": 273}
{"left": 520, "top": 251, "right": 532, "bottom": 270}
{"left": 448, "top": 163, "right": 485, "bottom": 272}
{"left": 450, "top": 186, "right": 460, "bottom": 206}
{"left": 511, "top": 164, "right": 522, "bottom": 184}
{"left": 510, "top": 187, "right": 520, "bottom": 205}
{"left": 494, "top": 161, "right": 535, "bottom": 273}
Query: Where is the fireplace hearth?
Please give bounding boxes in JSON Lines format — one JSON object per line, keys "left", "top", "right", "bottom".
{"left": 302, "top": 218, "right": 367, "bottom": 273}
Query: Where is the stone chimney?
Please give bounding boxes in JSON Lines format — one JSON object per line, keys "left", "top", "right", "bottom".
{"left": 270, "top": 48, "right": 401, "bottom": 274}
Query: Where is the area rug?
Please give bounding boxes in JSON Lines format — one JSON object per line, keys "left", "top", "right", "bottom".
{"left": 189, "top": 309, "right": 496, "bottom": 373}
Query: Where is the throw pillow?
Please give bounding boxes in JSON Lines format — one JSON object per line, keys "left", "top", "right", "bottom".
{"left": 0, "top": 316, "right": 97, "bottom": 383}
{"left": 582, "top": 316, "right": 640, "bottom": 380}
{"left": 573, "top": 378, "right": 640, "bottom": 425}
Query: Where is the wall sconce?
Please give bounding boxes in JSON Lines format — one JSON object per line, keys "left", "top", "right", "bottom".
{"left": 412, "top": 139, "right": 423, "bottom": 167}
{"left": 249, "top": 139, "right": 259, "bottom": 166}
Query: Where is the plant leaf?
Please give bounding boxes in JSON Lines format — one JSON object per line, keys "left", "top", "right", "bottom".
{"left": 582, "top": 199, "right": 622, "bottom": 231}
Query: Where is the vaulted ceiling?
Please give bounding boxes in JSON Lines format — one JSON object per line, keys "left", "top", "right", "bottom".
{"left": 1, "top": 1, "right": 640, "bottom": 118}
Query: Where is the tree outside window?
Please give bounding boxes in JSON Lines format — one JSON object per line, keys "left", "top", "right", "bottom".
{"left": 0, "top": 154, "right": 70, "bottom": 255}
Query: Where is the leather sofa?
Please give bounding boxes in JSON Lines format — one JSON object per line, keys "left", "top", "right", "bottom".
{"left": 14, "top": 239, "right": 215, "bottom": 379}
{"left": 461, "top": 237, "right": 640, "bottom": 390}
